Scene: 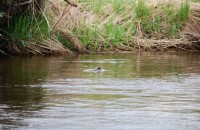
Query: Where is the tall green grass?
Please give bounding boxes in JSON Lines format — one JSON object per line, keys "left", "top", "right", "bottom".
{"left": 178, "top": 0, "right": 189, "bottom": 22}
{"left": 104, "top": 22, "right": 123, "bottom": 45}
{"left": 3, "top": 14, "right": 49, "bottom": 46}
{"left": 72, "top": 23, "right": 101, "bottom": 51}
{"left": 135, "top": 0, "right": 150, "bottom": 18}
{"left": 169, "top": 1, "right": 189, "bottom": 37}
{"left": 78, "top": 0, "right": 132, "bottom": 14}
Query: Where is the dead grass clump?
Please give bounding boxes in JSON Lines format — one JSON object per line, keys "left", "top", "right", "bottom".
{"left": 45, "top": 0, "right": 88, "bottom": 53}
{"left": 132, "top": 37, "right": 195, "bottom": 51}
{"left": 56, "top": 28, "right": 88, "bottom": 53}
{"left": 3, "top": 38, "right": 71, "bottom": 55}
{"left": 182, "top": 7, "right": 200, "bottom": 50}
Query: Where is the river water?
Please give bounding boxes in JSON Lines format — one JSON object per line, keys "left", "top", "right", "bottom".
{"left": 0, "top": 52, "right": 200, "bottom": 130}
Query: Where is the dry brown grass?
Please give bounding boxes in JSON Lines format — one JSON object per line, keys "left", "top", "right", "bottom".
{"left": 182, "top": 3, "right": 200, "bottom": 50}
{"left": 132, "top": 37, "right": 195, "bottom": 51}
{"left": 45, "top": 0, "right": 88, "bottom": 53}
{"left": 183, "top": 8, "right": 200, "bottom": 41}
{"left": 3, "top": 38, "right": 71, "bottom": 55}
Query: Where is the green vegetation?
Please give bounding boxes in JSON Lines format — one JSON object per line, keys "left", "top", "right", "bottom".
{"left": 178, "top": 1, "right": 189, "bottom": 22}
{"left": 135, "top": 0, "right": 150, "bottom": 18}
{"left": 0, "top": 0, "right": 199, "bottom": 55}
{"left": 4, "top": 14, "right": 49, "bottom": 45}
{"left": 73, "top": 0, "right": 193, "bottom": 51}
{"left": 0, "top": 13, "right": 52, "bottom": 54}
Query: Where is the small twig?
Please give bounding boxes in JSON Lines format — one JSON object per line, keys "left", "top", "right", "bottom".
{"left": 63, "top": 0, "right": 78, "bottom": 7}
{"left": 15, "top": 0, "right": 33, "bottom": 6}
{"left": 51, "top": 6, "right": 71, "bottom": 30}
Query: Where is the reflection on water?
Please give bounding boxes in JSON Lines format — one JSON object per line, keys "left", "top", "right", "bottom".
{"left": 0, "top": 52, "right": 200, "bottom": 130}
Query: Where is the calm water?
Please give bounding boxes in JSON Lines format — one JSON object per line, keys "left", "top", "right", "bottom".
{"left": 0, "top": 52, "right": 200, "bottom": 130}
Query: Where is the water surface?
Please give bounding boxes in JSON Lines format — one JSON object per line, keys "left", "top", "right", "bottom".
{"left": 0, "top": 52, "right": 200, "bottom": 130}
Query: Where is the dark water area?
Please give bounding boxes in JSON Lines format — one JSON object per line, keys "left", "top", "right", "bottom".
{"left": 0, "top": 52, "right": 200, "bottom": 130}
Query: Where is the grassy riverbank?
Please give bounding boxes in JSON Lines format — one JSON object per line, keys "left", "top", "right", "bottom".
{"left": 0, "top": 0, "right": 200, "bottom": 55}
